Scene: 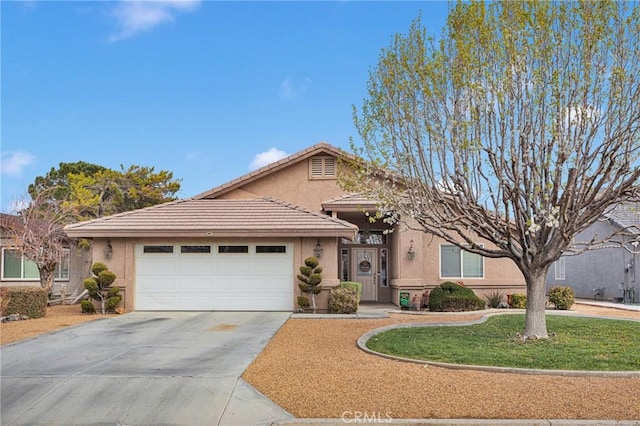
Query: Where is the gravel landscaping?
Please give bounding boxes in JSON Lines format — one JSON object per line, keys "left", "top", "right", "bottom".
{"left": 2, "top": 302, "right": 638, "bottom": 420}
{"left": 243, "top": 305, "right": 640, "bottom": 420}
{"left": 0, "top": 304, "right": 116, "bottom": 346}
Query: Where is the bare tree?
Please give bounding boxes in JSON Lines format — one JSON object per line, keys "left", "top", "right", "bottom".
{"left": 3, "top": 190, "right": 74, "bottom": 295}
{"left": 349, "top": 2, "right": 640, "bottom": 338}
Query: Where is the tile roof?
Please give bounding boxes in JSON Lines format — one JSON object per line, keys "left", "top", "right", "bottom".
{"left": 64, "top": 197, "right": 358, "bottom": 239}
{"left": 194, "top": 142, "right": 348, "bottom": 200}
{"left": 321, "top": 194, "right": 379, "bottom": 212}
{"left": 605, "top": 202, "right": 640, "bottom": 234}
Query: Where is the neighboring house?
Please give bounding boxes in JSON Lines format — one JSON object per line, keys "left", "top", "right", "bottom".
{"left": 64, "top": 143, "right": 526, "bottom": 311}
{"left": 547, "top": 202, "right": 640, "bottom": 303}
{"left": 0, "top": 213, "right": 88, "bottom": 298}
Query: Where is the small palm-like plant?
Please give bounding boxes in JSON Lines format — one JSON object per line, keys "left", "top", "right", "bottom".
{"left": 297, "top": 256, "right": 323, "bottom": 313}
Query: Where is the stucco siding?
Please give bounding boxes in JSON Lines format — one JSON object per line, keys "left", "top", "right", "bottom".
{"left": 218, "top": 158, "right": 346, "bottom": 212}
{"left": 546, "top": 220, "right": 638, "bottom": 301}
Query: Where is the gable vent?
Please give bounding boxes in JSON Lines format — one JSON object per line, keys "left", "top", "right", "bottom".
{"left": 310, "top": 156, "right": 337, "bottom": 179}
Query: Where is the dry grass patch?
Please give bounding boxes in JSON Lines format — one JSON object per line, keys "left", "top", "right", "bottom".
{"left": 1, "top": 304, "right": 117, "bottom": 346}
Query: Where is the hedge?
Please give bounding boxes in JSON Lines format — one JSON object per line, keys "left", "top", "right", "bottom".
{"left": 0, "top": 286, "right": 48, "bottom": 318}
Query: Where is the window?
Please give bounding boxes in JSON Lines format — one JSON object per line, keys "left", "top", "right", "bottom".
{"left": 309, "top": 156, "right": 336, "bottom": 179}
{"left": 554, "top": 258, "right": 566, "bottom": 280}
{"left": 143, "top": 245, "right": 174, "bottom": 253}
{"left": 256, "top": 245, "right": 286, "bottom": 253}
{"left": 440, "top": 244, "right": 484, "bottom": 278}
{"left": 181, "top": 245, "right": 211, "bottom": 253}
{"left": 1, "top": 248, "right": 70, "bottom": 281}
{"left": 341, "top": 231, "right": 388, "bottom": 245}
{"left": 341, "top": 249, "right": 349, "bottom": 281}
{"left": 380, "top": 248, "right": 388, "bottom": 287}
{"left": 218, "top": 245, "right": 248, "bottom": 254}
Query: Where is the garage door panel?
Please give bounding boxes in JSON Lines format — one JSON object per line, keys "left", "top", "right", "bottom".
{"left": 177, "top": 295, "right": 217, "bottom": 310}
{"left": 253, "top": 295, "right": 292, "bottom": 310}
{"left": 137, "top": 259, "right": 178, "bottom": 275}
{"left": 252, "top": 259, "right": 292, "bottom": 274}
{"left": 175, "top": 259, "right": 215, "bottom": 275}
{"left": 135, "top": 244, "right": 293, "bottom": 311}
{"left": 176, "top": 278, "right": 215, "bottom": 290}
{"left": 138, "top": 277, "right": 176, "bottom": 291}
{"left": 137, "top": 295, "right": 178, "bottom": 310}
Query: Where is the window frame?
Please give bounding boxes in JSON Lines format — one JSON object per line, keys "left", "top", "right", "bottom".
{"left": 1, "top": 247, "right": 70, "bottom": 282}
{"left": 554, "top": 257, "right": 566, "bottom": 280}
{"left": 439, "top": 244, "right": 485, "bottom": 279}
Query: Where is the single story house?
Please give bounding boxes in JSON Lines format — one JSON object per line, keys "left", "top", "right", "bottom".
{"left": 64, "top": 143, "right": 526, "bottom": 311}
{"left": 1, "top": 213, "right": 88, "bottom": 298}
{"left": 547, "top": 201, "right": 640, "bottom": 303}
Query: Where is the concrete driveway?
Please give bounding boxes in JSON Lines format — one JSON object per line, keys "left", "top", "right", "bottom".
{"left": 1, "top": 311, "right": 293, "bottom": 426}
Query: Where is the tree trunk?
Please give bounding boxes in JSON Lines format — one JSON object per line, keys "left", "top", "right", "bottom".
{"left": 524, "top": 267, "right": 550, "bottom": 339}
{"left": 39, "top": 266, "right": 55, "bottom": 296}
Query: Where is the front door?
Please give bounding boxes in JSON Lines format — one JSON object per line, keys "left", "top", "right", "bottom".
{"left": 352, "top": 248, "right": 377, "bottom": 301}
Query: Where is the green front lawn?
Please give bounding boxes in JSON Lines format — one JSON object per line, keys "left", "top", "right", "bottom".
{"left": 366, "top": 314, "right": 640, "bottom": 371}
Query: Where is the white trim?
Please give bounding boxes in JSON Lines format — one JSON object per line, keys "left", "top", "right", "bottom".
{"left": 1, "top": 247, "right": 70, "bottom": 282}
{"left": 438, "top": 243, "right": 485, "bottom": 279}
{"left": 554, "top": 258, "right": 566, "bottom": 280}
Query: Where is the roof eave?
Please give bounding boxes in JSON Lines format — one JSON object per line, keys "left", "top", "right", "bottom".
{"left": 64, "top": 228, "right": 358, "bottom": 239}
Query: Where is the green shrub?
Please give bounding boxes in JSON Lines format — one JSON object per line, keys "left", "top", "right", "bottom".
{"left": 106, "top": 295, "right": 122, "bottom": 311}
{"left": 548, "top": 286, "right": 575, "bottom": 310}
{"left": 297, "top": 296, "right": 310, "bottom": 308}
{"left": 328, "top": 287, "right": 359, "bottom": 314}
{"left": 84, "top": 278, "right": 100, "bottom": 298}
{"left": 297, "top": 256, "right": 323, "bottom": 313}
{"left": 106, "top": 286, "right": 120, "bottom": 298}
{"left": 91, "top": 262, "right": 108, "bottom": 276}
{"left": 484, "top": 289, "right": 505, "bottom": 308}
{"left": 510, "top": 293, "right": 527, "bottom": 309}
{"left": 429, "top": 281, "right": 485, "bottom": 312}
{"left": 84, "top": 262, "right": 119, "bottom": 314}
{"left": 80, "top": 300, "right": 96, "bottom": 314}
{"left": 97, "top": 270, "right": 116, "bottom": 286}
{"left": 0, "top": 286, "right": 48, "bottom": 318}
{"left": 340, "top": 282, "right": 362, "bottom": 300}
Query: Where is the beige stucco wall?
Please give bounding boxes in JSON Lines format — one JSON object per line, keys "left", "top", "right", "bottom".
{"left": 217, "top": 158, "right": 346, "bottom": 212}
{"left": 388, "top": 225, "right": 526, "bottom": 306}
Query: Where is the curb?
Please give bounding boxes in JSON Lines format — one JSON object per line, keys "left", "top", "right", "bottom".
{"left": 271, "top": 419, "right": 640, "bottom": 425}
{"left": 356, "top": 312, "right": 640, "bottom": 378}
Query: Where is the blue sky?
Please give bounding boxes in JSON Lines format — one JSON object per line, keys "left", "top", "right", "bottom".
{"left": 1, "top": 1, "right": 449, "bottom": 212}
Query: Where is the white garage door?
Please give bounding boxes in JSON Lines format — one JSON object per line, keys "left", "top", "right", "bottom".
{"left": 135, "top": 243, "right": 293, "bottom": 311}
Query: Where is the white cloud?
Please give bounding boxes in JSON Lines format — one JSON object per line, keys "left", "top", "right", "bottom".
{"left": 250, "top": 148, "right": 289, "bottom": 170}
{"left": 1, "top": 151, "right": 35, "bottom": 176}
{"left": 109, "top": 0, "right": 201, "bottom": 42}
{"left": 279, "top": 76, "right": 311, "bottom": 99}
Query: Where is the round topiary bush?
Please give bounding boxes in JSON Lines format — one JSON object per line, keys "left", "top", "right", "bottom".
{"left": 548, "top": 285, "right": 575, "bottom": 310}
{"left": 428, "top": 281, "right": 485, "bottom": 312}
{"left": 328, "top": 287, "right": 359, "bottom": 314}
{"left": 80, "top": 300, "right": 96, "bottom": 314}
